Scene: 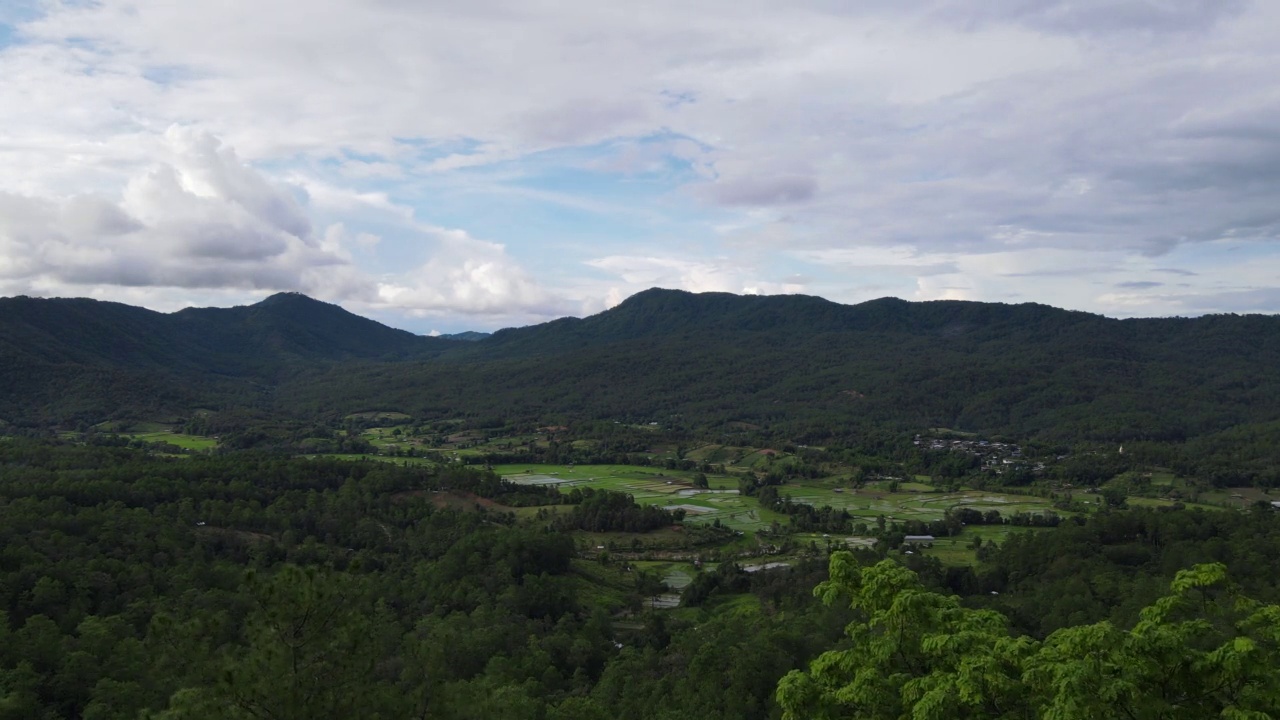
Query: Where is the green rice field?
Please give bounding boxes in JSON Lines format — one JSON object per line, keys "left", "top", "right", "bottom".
{"left": 776, "top": 479, "right": 1065, "bottom": 524}
{"left": 122, "top": 431, "right": 218, "bottom": 450}
{"left": 491, "top": 464, "right": 1074, "bottom": 535}
{"left": 491, "top": 463, "right": 782, "bottom": 531}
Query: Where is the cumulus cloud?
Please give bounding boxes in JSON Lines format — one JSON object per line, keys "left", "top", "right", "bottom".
{"left": 376, "top": 229, "right": 573, "bottom": 318}
{"left": 584, "top": 255, "right": 808, "bottom": 302}
{"left": 585, "top": 256, "right": 740, "bottom": 294}
{"left": 0, "top": 129, "right": 354, "bottom": 298}
{"left": 0, "top": 129, "right": 567, "bottom": 325}
{"left": 1, "top": 0, "right": 1278, "bottom": 323}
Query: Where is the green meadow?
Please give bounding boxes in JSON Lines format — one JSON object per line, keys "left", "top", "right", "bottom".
{"left": 117, "top": 430, "right": 218, "bottom": 450}
{"left": 775, "top": 479, "right": 1065, "bottom": 524}
{"left": 490, "top": 465, "right": 1075, "bottom": 538}
{"left": 491, "top": 463, "right": 782, "bottom": 531}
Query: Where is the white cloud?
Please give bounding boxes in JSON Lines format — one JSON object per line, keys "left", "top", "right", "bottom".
{"left": 0, "top": 128, "right": 352, "bottom": 296}
{"left": 0, "top": 0, "right": 1278, "bottom": 326}
{"left": 0, "top": 128, "right": 567, "bottom": 325}
{"left": 375, "top": 229, "right": 573, "bottom": 318}
{"left": 584, "top": 255, "right": 808, "bottom": 300}
{"left": 585, "top": 256, "right": 741, "bottom": 294}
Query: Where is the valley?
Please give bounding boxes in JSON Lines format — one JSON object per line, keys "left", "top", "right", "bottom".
{"left": 3, "top": 290, "right": 1280, "bottom": 719}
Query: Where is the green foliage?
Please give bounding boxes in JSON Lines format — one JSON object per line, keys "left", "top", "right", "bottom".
{"left": 0, "top": 441, "right": 843, "bottom": 719}
{"left": 156, "top": 566, "right": 401, "bottom": 720}
{"left": 556, "top": 488, "right": 678, "bottom": 533}
{"left": 778, "top": 553, "right": 1280, "bottom": 719}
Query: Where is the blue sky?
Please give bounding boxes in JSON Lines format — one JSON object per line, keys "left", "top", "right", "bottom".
{"left": 0, "top": 0, "right": 1278, "bottom": 333}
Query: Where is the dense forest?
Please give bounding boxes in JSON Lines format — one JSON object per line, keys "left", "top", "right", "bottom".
{"left": 0, "top": 441, "right": 844, "bottom": 719}
{"left": 2, "top": 440, "right": 1279, "bottom": 718}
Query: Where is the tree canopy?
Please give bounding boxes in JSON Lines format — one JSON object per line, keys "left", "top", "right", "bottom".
{"left": 778, "top": 553, "right": 1280, "bottom": 720}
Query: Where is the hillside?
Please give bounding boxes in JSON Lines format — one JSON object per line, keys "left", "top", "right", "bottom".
{"left": 287, "top": 290, "right": 1280, "bottom": 442}
{"left": 3, "top": 289, "right": 1280, "bottom": 443}
{"left": 0, "top": 293, "right": 456, "bottom": 424}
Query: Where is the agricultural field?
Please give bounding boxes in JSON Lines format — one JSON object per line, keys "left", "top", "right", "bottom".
{"left": 1128, "top": 495, "right": 1237, "bottom": 511}
{"left": 631, "top": 559, "right": 699, "bottom": 608}
{"left": 489, "top": 464, "right": 1100, "bottom": 542}
{"left": 88, "top": 424, "right": 219, "bottom": 451}
{"left": 914, "top": 524, "right": 1040, "bottom": 566}
{"left": 684, "top": 443, "right": 752, "bottom": 465}
{"left": 776, "top": 478, "right": 1069, "bottom": 525}
{"left": 358, "top": 424, "right": 543, "bottom": 459}
{"left": 125, "top": 431, "right": 219, "bottom": 451}
{"left": 311, "top": 453, "right": 440, "bottom": 467}
{"left": 492, "top": 463, "right": 785, "bottom": 531}
{"left": 344, "top": 411, "right": 412, "bottom": 422}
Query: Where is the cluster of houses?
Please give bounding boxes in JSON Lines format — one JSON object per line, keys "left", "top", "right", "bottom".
{"left": 913, "top": 434, "right": 1051, "bottom": 475}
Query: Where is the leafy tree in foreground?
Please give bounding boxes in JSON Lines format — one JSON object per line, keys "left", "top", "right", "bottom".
{"left": 777, "top": 553, "right": 1280, "bottom": 720}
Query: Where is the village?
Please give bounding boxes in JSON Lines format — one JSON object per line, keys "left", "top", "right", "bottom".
{"left": 913, "top": 433, "right": 1053, "bottom": 475}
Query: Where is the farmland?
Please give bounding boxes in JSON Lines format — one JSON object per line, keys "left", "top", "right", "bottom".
{"left": 778, "top": 479, "right": 1070, "bottom": 522}
{"left": 124, "top": 431, "right": 219, "bottom": 451}
{"left": 492, "top": 463, "right": 785, "bottom": 531}
{"left": 491, "top": 463, "right": 1073, "bottom": 553}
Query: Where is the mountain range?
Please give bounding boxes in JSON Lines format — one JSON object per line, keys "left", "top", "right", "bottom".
{"left": 2, "top": 289, "right": 1279, "bottom": 444}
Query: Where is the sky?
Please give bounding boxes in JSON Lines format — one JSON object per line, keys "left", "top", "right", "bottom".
{"left": 1, "top": 0, "right": 1278, "bottom": 334}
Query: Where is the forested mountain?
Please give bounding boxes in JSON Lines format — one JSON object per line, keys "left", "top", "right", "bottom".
{"left": 288, "top": 289, "right": 1280, "bottom": 442}
{"left": 0, "top": 293, "right": 457, "bottom": 424}
{"left": 4, "top": 289, "right": 1280, "bottom": 444}
{"left": 0, "top": 292, "right": 450, "bottom": 370}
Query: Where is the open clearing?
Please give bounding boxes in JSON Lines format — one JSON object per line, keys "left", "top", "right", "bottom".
{"left": 777, "top": 479, "right": 1066, "bottom": 525}
{"left": 346, "top": 411, "right": 412, "bottom": 422}
{"left": 492, "top": 464, "right": 784, "bottom": 531}
{"left": 124, "top": 431, "right": 218, "bottom": 450}
{"left": 491, "top": 465, "right": 1071, "bottom": 533}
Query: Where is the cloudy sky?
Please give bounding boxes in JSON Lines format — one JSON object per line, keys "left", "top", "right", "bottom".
{"left": 1, "top": 0, "right": 1278, "bottom": 333}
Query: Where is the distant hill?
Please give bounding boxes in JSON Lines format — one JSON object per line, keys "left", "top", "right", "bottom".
{"left": 0, "top": 293, "right": 454, "bottom": 424}
{"left": 291, "top": 289, "right": 1280, "bottom": 442}
{"left": 470, "top": 289, "right": 1098, "bottom": 359}
{"left": 3, "top": 289, "right": 1280, "bottom": 445}
{"left": 439, "top": 331, "right": 491, "bottom": 342}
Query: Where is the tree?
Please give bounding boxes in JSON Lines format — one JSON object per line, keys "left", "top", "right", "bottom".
{"left": 155, "top": 566, "right": 399, "bottom": 720}
{"left": 1101, "top": 486, "right": 1128, "bottom": 508}
{"left": 777, "top": 553, "right": 1280, "bottom": 720}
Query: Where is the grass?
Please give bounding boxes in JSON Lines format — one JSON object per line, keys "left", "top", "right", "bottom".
{"left": 310, "top": 453, "right": 439, "bottom": 467}
{"left": 777, "top": 479, "right": 1066, "bottom": 525}
{"left": 487, "top": 464, "right": 1081, "bottom": 536}
{"left": 345, "top": 411, "right": 412, "bottom": 421}
{"left": 918, "top": 524, "right": 1037, "bottom": 566}
{"left": 567, "top": 559, "right": 637, "bottom": 611}
{"left": 491, "top": 463, "right": 776, "bottom": 531}
{"left": 1128, "top": 496, "right": 1225, "bottom": 511}
{"left": 94, "top": 420, "right": 171, "bottom": 433}
{"left": 685, "top": 444, "right": 749, "bottom": 464}
{"left": 630, "top": 560, "right": 699, "bottom": 590}
{"left": 125, "top": 431, "right": 219, "bottom": 451}
{"left": 577, "top": 527, "right": 693, "bottom": 548}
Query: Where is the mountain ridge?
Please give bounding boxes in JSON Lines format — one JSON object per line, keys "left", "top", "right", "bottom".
{"left": 3, "top": 289, "right": 1280, "bottom": 441}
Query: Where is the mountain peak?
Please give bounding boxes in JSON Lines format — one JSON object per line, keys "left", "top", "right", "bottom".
{"left": 253, "top": 291, "right": 331, "bottom": 308}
